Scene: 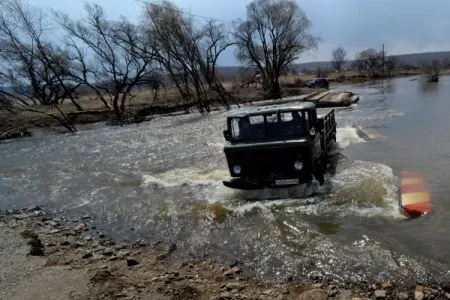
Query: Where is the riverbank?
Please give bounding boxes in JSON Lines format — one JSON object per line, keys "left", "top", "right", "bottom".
{"left": 1, "top": 208, "right": 450, "bottom": 300}
{"left": 0, "top": 70, "right": 445, "bottom": 142}
{"left": 0, "top": 86, "right": 351, "bottom": 142}
{"left": 0, "top": 86, "right": 314, "bottom": 139}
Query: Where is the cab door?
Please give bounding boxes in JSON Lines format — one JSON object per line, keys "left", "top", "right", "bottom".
{"left": 305, "top": 109, "right": 321, "bottom": 158}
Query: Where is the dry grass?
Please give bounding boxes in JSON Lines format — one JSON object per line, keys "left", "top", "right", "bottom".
{"left": 3, "top": 68, "right": 447, "bottom": 133}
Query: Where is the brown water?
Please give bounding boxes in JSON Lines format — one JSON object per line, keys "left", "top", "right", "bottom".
{"left": 1, "top": 76, "right": 450, "bottom": 284}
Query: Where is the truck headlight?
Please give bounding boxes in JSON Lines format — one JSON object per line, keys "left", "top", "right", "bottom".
{"left": 294, "top": 161, "right": 303, "bottom": 170}
{"left": 233, "top": 165, "right": 241, "bottom": 174}
{"left": 309, "top": 127, "right": 316, "bottom": 136}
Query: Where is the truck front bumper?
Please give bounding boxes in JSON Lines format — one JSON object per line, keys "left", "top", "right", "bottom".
{"left": 223, "top": 176, "right": 313, "bottom": 190}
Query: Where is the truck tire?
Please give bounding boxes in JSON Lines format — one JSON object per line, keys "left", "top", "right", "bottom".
{"left": 314, "top": 160, "right": 325, "bottom": 185}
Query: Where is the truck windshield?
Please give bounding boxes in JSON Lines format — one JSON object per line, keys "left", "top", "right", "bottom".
{"left": 230, "top": 111, "right": 307, "bottom": 140}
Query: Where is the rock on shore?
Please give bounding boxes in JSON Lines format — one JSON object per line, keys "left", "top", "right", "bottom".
{"left": 1, "top": 208, "right": 449, "bottom": 299}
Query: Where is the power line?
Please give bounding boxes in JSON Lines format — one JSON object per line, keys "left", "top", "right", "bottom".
{"left": 133, "top": 0, "right": 372, "bottom": 54}
{"left": 382, "top": 43, "right": 385, "bottom": 77}
{"left": 135, "top": 0, "right": 393, "bottom": 57}
{"left": 133, "top": 0, "right": 231, "bottom": 23}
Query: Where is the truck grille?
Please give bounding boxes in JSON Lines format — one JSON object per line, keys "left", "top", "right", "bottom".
{"left": 226, "top": 146, "right": 310, "bottom": 178}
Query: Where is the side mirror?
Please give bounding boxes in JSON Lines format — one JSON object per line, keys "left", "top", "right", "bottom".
{"left": 223, "top": 129, "right": 231, "bottom": 141}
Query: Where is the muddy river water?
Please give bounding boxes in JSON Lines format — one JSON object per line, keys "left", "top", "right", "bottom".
{"left": 1, "top": 76, "right": 450, "bottom": 284}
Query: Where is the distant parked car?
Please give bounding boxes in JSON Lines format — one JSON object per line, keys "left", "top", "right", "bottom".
{"left": 307, "top": 78, "right": 329, "bottom": 89}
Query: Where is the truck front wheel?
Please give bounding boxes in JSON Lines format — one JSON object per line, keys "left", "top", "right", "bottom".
{"left": 313, "top": 160, "right": 325, "bottom": 185}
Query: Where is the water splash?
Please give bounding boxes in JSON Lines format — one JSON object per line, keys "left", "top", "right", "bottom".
{"left": 330, "top": 160, "right": 403, "bottom": 219}
{"left": 142, "top": 168, "right": 229, "bottom": 187}
{"left": 337, "top": 126, "right": 366, "bottom": 148}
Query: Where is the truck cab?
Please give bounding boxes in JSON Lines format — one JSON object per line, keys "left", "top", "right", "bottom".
{"left": 222, "top": 102, "right": 336, "bottom": 189}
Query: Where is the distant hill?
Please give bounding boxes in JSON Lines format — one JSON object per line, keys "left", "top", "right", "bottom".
{"left": 389, "top": 51, "right": 450, "bottom": 65}
{"left": 218, "top": 51, "right": 450, "bottom": 78}
{"left": 291, "top": 51, "right": 450, "bottom": 72}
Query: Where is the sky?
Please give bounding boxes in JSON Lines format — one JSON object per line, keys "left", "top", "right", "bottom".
{"left": 27, "top": 0, "right": 450, "bottom": 66}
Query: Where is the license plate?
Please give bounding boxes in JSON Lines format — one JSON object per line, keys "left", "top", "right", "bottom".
{"left": 275, "top": 179, "right": 299, "bottom": 185}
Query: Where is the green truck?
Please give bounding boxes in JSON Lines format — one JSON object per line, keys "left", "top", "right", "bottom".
{"left": 222, "top": 102, "right": 337, "bottom": 189}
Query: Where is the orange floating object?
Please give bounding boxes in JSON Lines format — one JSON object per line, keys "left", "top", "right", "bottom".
{"left": 400, "top": 171, "right": 432, "bottom": 217}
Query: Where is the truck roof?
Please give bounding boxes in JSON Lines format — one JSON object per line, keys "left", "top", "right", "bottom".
{"left": 228, "top": 102, "right": 316, "bottom": 118}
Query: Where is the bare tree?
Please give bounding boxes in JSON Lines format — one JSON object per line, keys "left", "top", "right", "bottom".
{"left": 144, "top": 1, "right": 235, "bottom": 113}
{"left": 423, "top": 59, "right": 440, "bottom": 82}
{"left": 331, "top": 46, "right": 347, "bottom": 72}
{"left": 200, "top": 21, "right": 237, "bottom": 109}
{"left": 0, "top": 0, "right": 81, "bottom": 109}
{"left": 233, "top": 0, "right": 317, "bottom": 98}
{"left": 58, "top": 4, "right": 159, "bottom": 121}
{"left": 0, "top": 0, "right": 78, "bottom": 132}
{"left": 353, "top": 48, "right": 383, "bottom": 78}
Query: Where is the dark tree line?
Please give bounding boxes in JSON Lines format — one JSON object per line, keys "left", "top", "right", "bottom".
{"left": 0, "top": 0, "right": 237, "bottom": 127}
{"left": 0, "top": 0, "right": 319, "bottom": 133}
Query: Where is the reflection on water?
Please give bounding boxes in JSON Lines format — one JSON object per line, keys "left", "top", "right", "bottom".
{"left": 1, "top": 76, "right": 450, "bottom": 284}
{"left": 376, "top": 79, "right": 396, "bottom": 99}
{"left": 419, "top": 80, "right": 440, "bottom": 95}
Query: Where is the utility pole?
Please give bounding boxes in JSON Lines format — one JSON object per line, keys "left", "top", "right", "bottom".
{"left": 382, "top": 43, "right": 385, "bottom": 78}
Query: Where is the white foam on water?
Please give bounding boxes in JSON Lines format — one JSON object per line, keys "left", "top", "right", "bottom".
{"left": 142, "top": 150, "right": 402, "bottom": 222}
{"left": 331, "top": 160, "right": 404, "bottom": 219}
{"left": 210, "top": 160, "right": 404, "bottom": 221}
{"left": 233, "top": 196, "right": 316, "bottom": 215}
{"left": 336, "top": 126, "right": 366, "bottom": 148}
{"left": 142, "top": 168, "right": 229, "bottom": 188}
{"left": 228, "top": 182, "right": 328, "bottom": 218}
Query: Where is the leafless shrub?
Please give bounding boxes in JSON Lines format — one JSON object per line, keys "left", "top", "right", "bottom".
{"left": 144, "top": 1, "right": 236, "bottom": 113}
{"left": 57, "top": 4, "right": 160, "bottom": 121}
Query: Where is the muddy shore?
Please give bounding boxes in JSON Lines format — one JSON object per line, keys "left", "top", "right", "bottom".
{"left": 0, "top": 69, "right": 434, "bottom": 141}
{"left": 0, "top": 86, "right": 321, "bottom": 141}
{"left": 1, "top": 207, "right": 450, "bottom": 300}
